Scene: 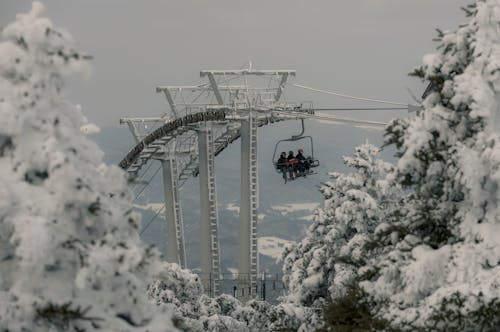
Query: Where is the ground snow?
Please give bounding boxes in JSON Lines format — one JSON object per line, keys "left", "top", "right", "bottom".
{"left": 259, "top": 236, "right": 295, "bottom": 260}
{"left": 133, "top": 203, "right": 165, "bottom": 212}
{"left": 271, "top": 202, "right": 319, "bottom": 214}
{"left": 224, "top": 202, "right": 240, "bottom": 213}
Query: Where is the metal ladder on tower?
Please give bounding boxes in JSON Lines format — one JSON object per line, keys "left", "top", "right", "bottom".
{"left": 207, "top": 131, "right": 221, "bottom": 296}
{"left": 249, "top": 115, "right": 259, "bottom": 294}
{"left": 171, "top": 157, "right": 187, "bottom": 268}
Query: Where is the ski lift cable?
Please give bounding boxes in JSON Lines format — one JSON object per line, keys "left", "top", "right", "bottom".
{"left": 139, "top": 205, "right": 165, "bottom": 236}
{"left": 290, "top": 83, "right": 411, "bottom": 107}
{"left": 131, "top": 160, "right": 156, "bottom": 192}
{"left": 134, "top": 164, "right": 162, "bottom": 201}
{"left": 133, "top": 162, "right": 161, "bottom": 198}
{"left": 313, "top": 107, "right": 407, "bottom": 111}
{"left": 273, "top": 109, "right": 388, "bottom": 128}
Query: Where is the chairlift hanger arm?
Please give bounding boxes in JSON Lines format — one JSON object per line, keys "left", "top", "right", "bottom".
{"left": 292, "top": 118, "right": 305, "bottom": 140}
{"left": 272, "top": 117, "right": 315, "bottom": 164}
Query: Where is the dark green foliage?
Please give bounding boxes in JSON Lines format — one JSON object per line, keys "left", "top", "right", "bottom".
{"left": 24, "top": 169, "right": 49, "bottom": 184}
{"left": 424, "top": 292, "right": 500, "bottom": 332}
{"left": 461, "top": 3, "right": 478, "bottom": 18}
{"left": 88, "top": 198, "right": 101, "bottom": 215}
{"left": 310, "top": 3, "right": 498, "bottom": 332}
{"left": 382, "top": 118, "right": 408, "bottom": 156}
{"left": 385, "top": 38, "right": 469, "bottom": 247}
{"left": 318, "top": 287, "right": 388, "bottom": 332}
{"left": 35, "top": 302, "right": 103, "bottom": 331}
{"left": 0, "top": 135, "right": 13, "bottom": 157}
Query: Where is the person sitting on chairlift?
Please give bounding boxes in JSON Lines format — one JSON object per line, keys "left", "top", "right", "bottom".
{"left": 287, "top": 150, "right": 299, "bottom": 180}
{"left": 277, "top": 152, "right": 288, "bottom": 183}
{"left": 296, "top": 148, "right": 310, "bottom": 176}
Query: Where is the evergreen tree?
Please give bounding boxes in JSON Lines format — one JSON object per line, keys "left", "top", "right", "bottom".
{"left": 148, "top": 264, "right": 312, "bottom": 331}
{"left": 281, "top": 144, "right": 400, "bottom": 329}
{"left": 0, "top": 3, "right": 176, "bottom": 330}
{"left": 363, "top": 1, "right": 500, "bottom": 330}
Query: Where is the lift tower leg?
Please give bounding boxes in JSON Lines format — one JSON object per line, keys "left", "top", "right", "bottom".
{"left": 161, "top": 157, "right": 186, "bottom": 268}
{"left": 238, "top": 113, "right": 259, "bottom": 299}
{"left": 198, "top": 127, "right": 221, "bottom": 297}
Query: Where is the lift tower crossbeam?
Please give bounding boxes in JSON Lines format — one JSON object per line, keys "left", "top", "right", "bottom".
{"left": 200, "top": 69, "right": 295, "bottom": 107}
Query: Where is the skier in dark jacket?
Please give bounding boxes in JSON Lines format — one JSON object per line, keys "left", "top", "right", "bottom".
{"left": 277, "top": 152, "right": 288, "bottom": 182}
{"left": 296, "top": 148, "right": 310, "bottom": 175}
{"left": 287, "top": 151, "right": 298, "bottom": 180}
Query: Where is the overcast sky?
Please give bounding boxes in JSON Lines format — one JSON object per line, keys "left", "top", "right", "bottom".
{"left": 2, "top": 0, "right": 470, "bottom": 126}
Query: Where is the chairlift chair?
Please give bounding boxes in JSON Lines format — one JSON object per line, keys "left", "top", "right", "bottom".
{"left": 272, "top": 119, "right": 320, "bottom": 177}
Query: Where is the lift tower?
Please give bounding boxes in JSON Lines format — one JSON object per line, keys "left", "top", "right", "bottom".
{"left": 200, "top": 66, "right": 295, "bottom": 298}
{"left": 120, "top": 64, "right": 397, "bottom": 300}
{"left": 122, "top": 64, "right": 299, "bottom": 298}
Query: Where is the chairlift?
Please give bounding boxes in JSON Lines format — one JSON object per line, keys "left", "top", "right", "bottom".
{"left": 272, "top": 119, "right": 319, "bottom": 182}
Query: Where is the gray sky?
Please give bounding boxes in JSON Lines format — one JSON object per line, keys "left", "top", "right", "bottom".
{"left": 2, "top": 0, "right": 470, "bottom": 126}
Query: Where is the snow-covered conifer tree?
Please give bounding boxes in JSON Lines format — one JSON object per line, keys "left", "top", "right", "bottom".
{"left": 0, "top": 3, "right": 176, "bottom": 331}
{"left": 364, "top": 1, "right": 500, "bottom": 329}
{"left": 148, "top": 265, "right": 310, "bottom": 331}
{"left": 281, "top": 144, "right": 400, "bottom": 329}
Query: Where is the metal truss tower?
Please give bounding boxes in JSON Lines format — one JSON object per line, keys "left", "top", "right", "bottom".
{"left": 198, "top": 65, "right": 295, "bottom": 298}
{"left": 198, "top": 127, "right": 221, "bottom": 296}
{"left": 118, "top": 62, "right": 409, "bottom": 304}
{"left": 238, "top": 113, "right": 259, "bottom": 298}
{"left": 120, "top": 64, "right": 397, "bottom": 302}
{"left": 161, "top": 156, "right": 186, "bottom": 267}
{"left": 122, "top": 64, "right": 313, "bottom": 299}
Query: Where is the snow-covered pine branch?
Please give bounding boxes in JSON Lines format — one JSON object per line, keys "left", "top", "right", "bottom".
{"left": 147, "top": 263, "right": 315, "bottom": 331}
{"left": 281, "top": 144, "right": 401, "bottom": 329}
{"left": 0, "top": 3, "right": 177, "bottom": 331}
{"left": 363, "top": 1, "right": 500, "bottom": 330}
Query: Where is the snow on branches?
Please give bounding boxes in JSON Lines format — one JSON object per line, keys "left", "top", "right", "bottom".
{"left": 281, "top": 144, "right": 400, "bottom": 310}
{"left": 147, "top": 263, "right": 314, "bottom": 331}
{"left": 283, "top": 3, "right": 500, "bottom": 330}
{"left": 0, "top": 3, "right": 176, "bottom": 331}
{"left": 363, "top": 1, "right": 500, "bottom": 330}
